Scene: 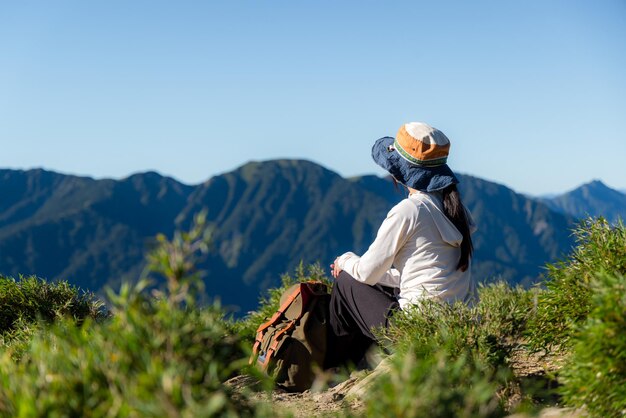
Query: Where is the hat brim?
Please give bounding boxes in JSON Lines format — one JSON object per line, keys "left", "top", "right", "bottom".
{"left": 371, "top": 136, "right": 459, "bottom": 192}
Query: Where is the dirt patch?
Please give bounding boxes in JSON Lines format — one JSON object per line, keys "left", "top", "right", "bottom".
{"left": 509, "top": 344, "right": 566, "bottom": 377}
{"left": 226, "top": 373, "right": 366, "bottom": 417}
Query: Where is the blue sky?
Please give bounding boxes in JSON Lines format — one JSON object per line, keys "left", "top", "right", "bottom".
{"left": 1, "top": 1, "right": 625, "bottom": 195}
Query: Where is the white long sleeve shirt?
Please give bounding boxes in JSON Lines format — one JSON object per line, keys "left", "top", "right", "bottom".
{"left": 335, "top": 191, "right": 475, "bottom": 309}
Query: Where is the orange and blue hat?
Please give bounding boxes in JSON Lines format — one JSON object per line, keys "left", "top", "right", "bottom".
{"left": 371, "top": 122, "right": 459, "bottom": 192}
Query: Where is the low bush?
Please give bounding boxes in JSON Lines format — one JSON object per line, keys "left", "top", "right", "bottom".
{"left": 526, "top": 218, "right": 626, "bottom": 352}
{"left": 365, "top": 282, "right": 537, "bottom": 417}
{"left": 379, "top": 282, "right": 533, "bottom": 369}
{"left": 0, "top": 275, "right": 106, "bottom": 357}
{"left": 474, "top": 282, "right": 535, "bottom": 344}
{"left": 559, "top": 272, "right": 626, "bottom": 417}
{"left": 0, "top": 212, "right": 270, "bottom": 417}
{"left": 0, "top": 281, "right": 257, "bottom": 417}
{"left": 365, "top": 346, "right": 506, "bottom": 418}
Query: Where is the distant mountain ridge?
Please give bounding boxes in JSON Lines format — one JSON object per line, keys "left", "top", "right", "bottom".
{"left": 0, "top": 161, "right": 576, "bottom": 313}
{"left": 541, "top": 180, "right": 626, "bottom": 224}
{"left": 0, "top": 168, "right": 193, "bottom": 291}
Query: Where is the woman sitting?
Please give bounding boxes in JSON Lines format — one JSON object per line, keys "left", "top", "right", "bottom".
{"left": 327, "top": 122, "right": 476, "bottom": 366}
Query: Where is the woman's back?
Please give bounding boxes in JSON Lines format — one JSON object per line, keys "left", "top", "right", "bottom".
{"left": 392, "top": 191, "right": 473, "bottom": 308}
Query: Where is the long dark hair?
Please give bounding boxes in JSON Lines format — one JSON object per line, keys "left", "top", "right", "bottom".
{"left": 441, "top": 184, "right": 473, "bottom": 272}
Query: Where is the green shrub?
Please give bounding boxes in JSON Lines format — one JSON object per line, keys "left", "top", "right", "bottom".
{"left": 0, "top": 275, "right": 106, "bottom": 356}
{"left": 366, "top": 282, "right": 538, "bottom": 418}
{"left": 474, "top": 282, "right": 534, "bottom": 341}
{"left": 365, "top": 346, "right": 506, "bottom": 418}
{"left": 559, "top": 272, "right": 626, "bottom": 417}
{"left": 0, "top": 280, "right": 260, "bottom": 417}
{"left": 526, "top": 218, "right": 626, "bottom": 352}
{"left": 0, "top": 211, "right": 270, "bottom": 417}
{"left": 379, "top": 282, "right": 533, "bottom": 369}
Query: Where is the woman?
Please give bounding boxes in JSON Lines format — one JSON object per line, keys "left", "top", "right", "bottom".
{"left": 327, "top": 122, "right": 475, "bottom": 366}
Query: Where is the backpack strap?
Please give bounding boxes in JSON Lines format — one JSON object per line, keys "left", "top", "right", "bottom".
{"left": 251, "top": 281, "right": 328, "bottom": 361}
{"left": 251, "top": 285, "right": 302, "bottom": 358}
{"left": 259, "top": 319, "right": 297, "bottom": 368}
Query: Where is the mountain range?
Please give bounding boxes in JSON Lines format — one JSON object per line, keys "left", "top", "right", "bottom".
{"left": 1, "top": 160, "right": 622, "bottom": 314}
{"left": 540, "top": 180, "right": 626, "bottom": 224}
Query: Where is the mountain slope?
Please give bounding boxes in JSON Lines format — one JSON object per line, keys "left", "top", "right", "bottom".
{"left": 0, "top": 162, "right": 576, "bottom": 313}
{"left": 542, "top": 180, "right": 626, "bottom": 224}
{"left": 0, "top": 169, "right": 193, "bottom": 290}
{"left": 457, "top": 175, "right": 574, "bottom": 285}
{"left": 176, "top": 160, "right": 396, "bottom": 310}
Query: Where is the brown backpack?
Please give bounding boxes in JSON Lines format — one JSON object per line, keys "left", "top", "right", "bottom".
{"left": 250, "top": 281, "right": 330, "bottom": 392}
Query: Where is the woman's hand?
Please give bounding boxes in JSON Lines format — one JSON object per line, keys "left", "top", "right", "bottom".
{"left": 330, "top": 257, "right": 342, "bottom": 279}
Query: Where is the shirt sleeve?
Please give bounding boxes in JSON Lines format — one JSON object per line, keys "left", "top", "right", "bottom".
{"left": 335, "top": 201, "right": 414, "bottom": 285}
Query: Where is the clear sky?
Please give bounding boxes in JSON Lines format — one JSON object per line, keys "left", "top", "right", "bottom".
{"left": 1, "top": 1, "right": 625, "bottom": 195}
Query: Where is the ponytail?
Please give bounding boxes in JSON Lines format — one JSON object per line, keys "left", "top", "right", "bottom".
{"left": 441, "top": 184, "right": 473, "bottom": 272}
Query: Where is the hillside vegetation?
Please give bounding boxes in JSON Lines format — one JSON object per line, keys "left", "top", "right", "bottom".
{"left": 0, "top": 217, "right": 624, "bottom": 417}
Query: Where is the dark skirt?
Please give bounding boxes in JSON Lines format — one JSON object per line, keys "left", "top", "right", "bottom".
{"left": 326, "top": 271, "right": 399, "bottom": 368}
